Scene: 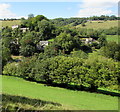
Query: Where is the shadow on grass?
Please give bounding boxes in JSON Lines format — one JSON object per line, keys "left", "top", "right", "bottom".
{"left": 1, "top": 94, "right": 62, "bottom": 111}
{"left": 43, "top": 82, "right": 120, "bottom": 97}
{"left": 96, "top": 89, "right": 120, "bottom": 97}
{"left": 1, "top": 93, "right": 118, "bottom": 112}
{"left": 3, "top": 75, "right": 120, "bottom": 97}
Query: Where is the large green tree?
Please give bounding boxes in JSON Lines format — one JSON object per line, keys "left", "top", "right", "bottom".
{"left": 36, "top": 20, "right": 55, "bottom": 40}
{"left": 54, "top": 32, "right": 81, "bottom": 54}
{"left": 98, "top": 34, "right": 107, "bottom": 48}
{"left": 100, "top": 42, "right": 120, "bottom": 61}
{"left": 20, "top": 32, "right": 36, "bottom": 56}
{"left": 2, "top": 45, "right": 11, "bottom": 67}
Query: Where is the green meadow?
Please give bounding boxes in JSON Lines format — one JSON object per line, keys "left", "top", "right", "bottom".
{"left": 2, "top": 75, "right": 118, "bottom": 110}
{"left": 76, "top": 20, "right": 118, "bottom": 29}
{"left": 0, "top": 20, "right": 21, "bottom": 29}
{"left": 106, "top": 35, "right": 119, "bottom": 43}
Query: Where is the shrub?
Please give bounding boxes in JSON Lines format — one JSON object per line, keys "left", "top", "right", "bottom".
{"left": 3, "top": 53, "right": 119, "bottom": 91}
{"left": 99, "top": 42, "right": 120, "bottom": 61}
{"left": 3, "top": 62, "right": 18, "bottom": 76}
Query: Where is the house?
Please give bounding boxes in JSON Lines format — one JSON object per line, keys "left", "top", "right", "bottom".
{"left": 85, "top": 38, "right": 94, "bottom": 44}
{"left": 12, "top": 25, "right": 19, "bottom": 29}
{"left": 12, "top": 25, "right": 29, "bottom": 32}
{"left": 20, "top": 28, "right": 29, "bottom": 32}
{"left": 37, "top": 41, "right": 49, "bottom": 50}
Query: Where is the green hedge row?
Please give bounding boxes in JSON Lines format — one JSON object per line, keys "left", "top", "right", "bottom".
{"left": 3, "top": 53, "right": 119, "bottom": 91}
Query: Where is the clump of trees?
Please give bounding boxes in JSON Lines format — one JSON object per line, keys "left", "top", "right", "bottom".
{"left": 89, "top": 15, "right": 120, "bottom": 21}
{"left": 2, "top": 27, "right": 13, "bottom": 66}
{"left": 45, "top": 32, "right": 81, "bottom": 54}
{"left": 50, "top": 15, "right": 120, "bottom": 27}
{"left": 20, "top": 32, "right": 37, "bottom": 56}
{"left": 51, "top": 18, "right": 87, "bottom": 27}
{"left": 21, "top": 15, "right": 48, "bottom": 30}
{"left": 100, "top": 42, "right": 120, "bottom": 61}
{"left": 3, "top": 52, "right": 119, "bottom": 91}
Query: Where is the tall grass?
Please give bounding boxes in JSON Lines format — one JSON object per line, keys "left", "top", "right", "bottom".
{"left": 2, "top": 94, "right": 64, "bottom": 111}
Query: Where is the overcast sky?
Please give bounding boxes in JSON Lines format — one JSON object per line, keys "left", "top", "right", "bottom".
{"left": 0, "top": 0, "right": 119, "bottom": 19}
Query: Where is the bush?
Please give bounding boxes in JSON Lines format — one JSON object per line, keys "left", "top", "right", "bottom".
{"left": 3, "top": 53, "right": 119, "bottom": 91}
{"left": 70, "top": 50, "right": 88, "bottom": 59}
{"left": 99, "top": 42, "right": 120, "bottom": 61}
{"left": 3, "top": 62, "right": 18, "bottom": 76}
{"left": 85, "top": 52, "right": 118, "bottom": 88}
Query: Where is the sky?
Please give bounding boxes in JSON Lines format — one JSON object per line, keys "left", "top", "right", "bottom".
{"left": 0, "top": 0, "right": 119, "bottom": 19}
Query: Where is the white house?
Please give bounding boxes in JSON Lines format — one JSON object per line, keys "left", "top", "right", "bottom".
{"left": 20, "top": 28, "right": 29, "bottom": 32}
{"left": 85, "top": 38, "right": 94, "bottom": 44}
{"left": 37, "top": 41, "right": 49, "bottom": 50}
{"left": 12, "top": 25, "right": 29, "bottom": 32}
{"left": 12, "top": 25, "right": 19, "bottom": 29}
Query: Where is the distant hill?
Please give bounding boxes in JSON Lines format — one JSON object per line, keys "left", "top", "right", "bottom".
{"left": 76, "top": 20, "right": 118, "bottom": 29}
{"left": 0, "top": 19, "right": 119, "bottom": 31}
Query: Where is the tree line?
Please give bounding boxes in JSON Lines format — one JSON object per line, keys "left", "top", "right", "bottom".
{"left": 3, "top": 51, "right": 119, "bottom": 91}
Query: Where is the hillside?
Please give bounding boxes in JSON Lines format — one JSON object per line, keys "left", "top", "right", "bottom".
{"left": 0, "top": 20, "right": 21, "bottom": 29}
{"left": 106, "top": 35, "right": 119, "bottom": 44}
{"left": 0, "top": 20, "right": 119, "bottom": 30}
{"left": 2, "top": 75, "right": 118, "bottom": 110}
{"left": 76, "top": 20, "right": 118, "bottom": 29}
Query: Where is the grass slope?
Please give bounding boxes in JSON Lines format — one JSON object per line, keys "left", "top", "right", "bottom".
{"left": 2, "top": 94, "right": 64, "bottom": 110}
{"left": 106, "top": 35, "right": 119, "bottom": 44}
{"left": 76, "top": 20, "right": 118, "bottom": 29}
{"left": 0, "top": 20, "right": 21, "bottom": 29}
{"left": 2, "top": 75, "right": 118, "bottom": 110}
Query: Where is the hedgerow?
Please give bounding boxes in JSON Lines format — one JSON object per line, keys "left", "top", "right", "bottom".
{"left": 3, "top": 53, "right": 119, "bottom": 91}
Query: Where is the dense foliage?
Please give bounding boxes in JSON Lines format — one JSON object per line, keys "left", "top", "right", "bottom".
{"left": 51, "top": 15, "right": 120, "bottom": 27}
{"left": 100, "top": 42, "right": 120, "bottom": 61}
{"left": 51, "top": 18, "right": 87, "bottom": 27}
{"left": 3, "top": 51, "right": 119, "bottom": 91}
{"left": 48, "top": 32, "right": 81, "bottom": 54}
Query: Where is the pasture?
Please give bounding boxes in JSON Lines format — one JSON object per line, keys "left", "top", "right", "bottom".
{"left": 76, "top": 20, "right": 118, "bottom": 29}
{"left": 2, "top": 75, "right": 118, "bottom": 110}
{"left": 0, "top": 20, "right": 21, "bottom": 29}
{"left": 106, "top": 35, "right": 119, "bottom": 43}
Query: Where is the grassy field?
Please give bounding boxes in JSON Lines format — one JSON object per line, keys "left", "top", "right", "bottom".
{"left": 106, "top": 35, "right": 119, "bottom": 43}
{"left": 0, "top": 20, "right": 21, "bottom": 29}
{"left": 2, "top": 75, "right": 118, "bottom": 110}
{"left": 76, "top": 20, "right": 118, "bottom": 29}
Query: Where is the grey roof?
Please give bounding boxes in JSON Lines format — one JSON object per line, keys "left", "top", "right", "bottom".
{"left": 37, "top": 41, "right": 49, "bottom": 50}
